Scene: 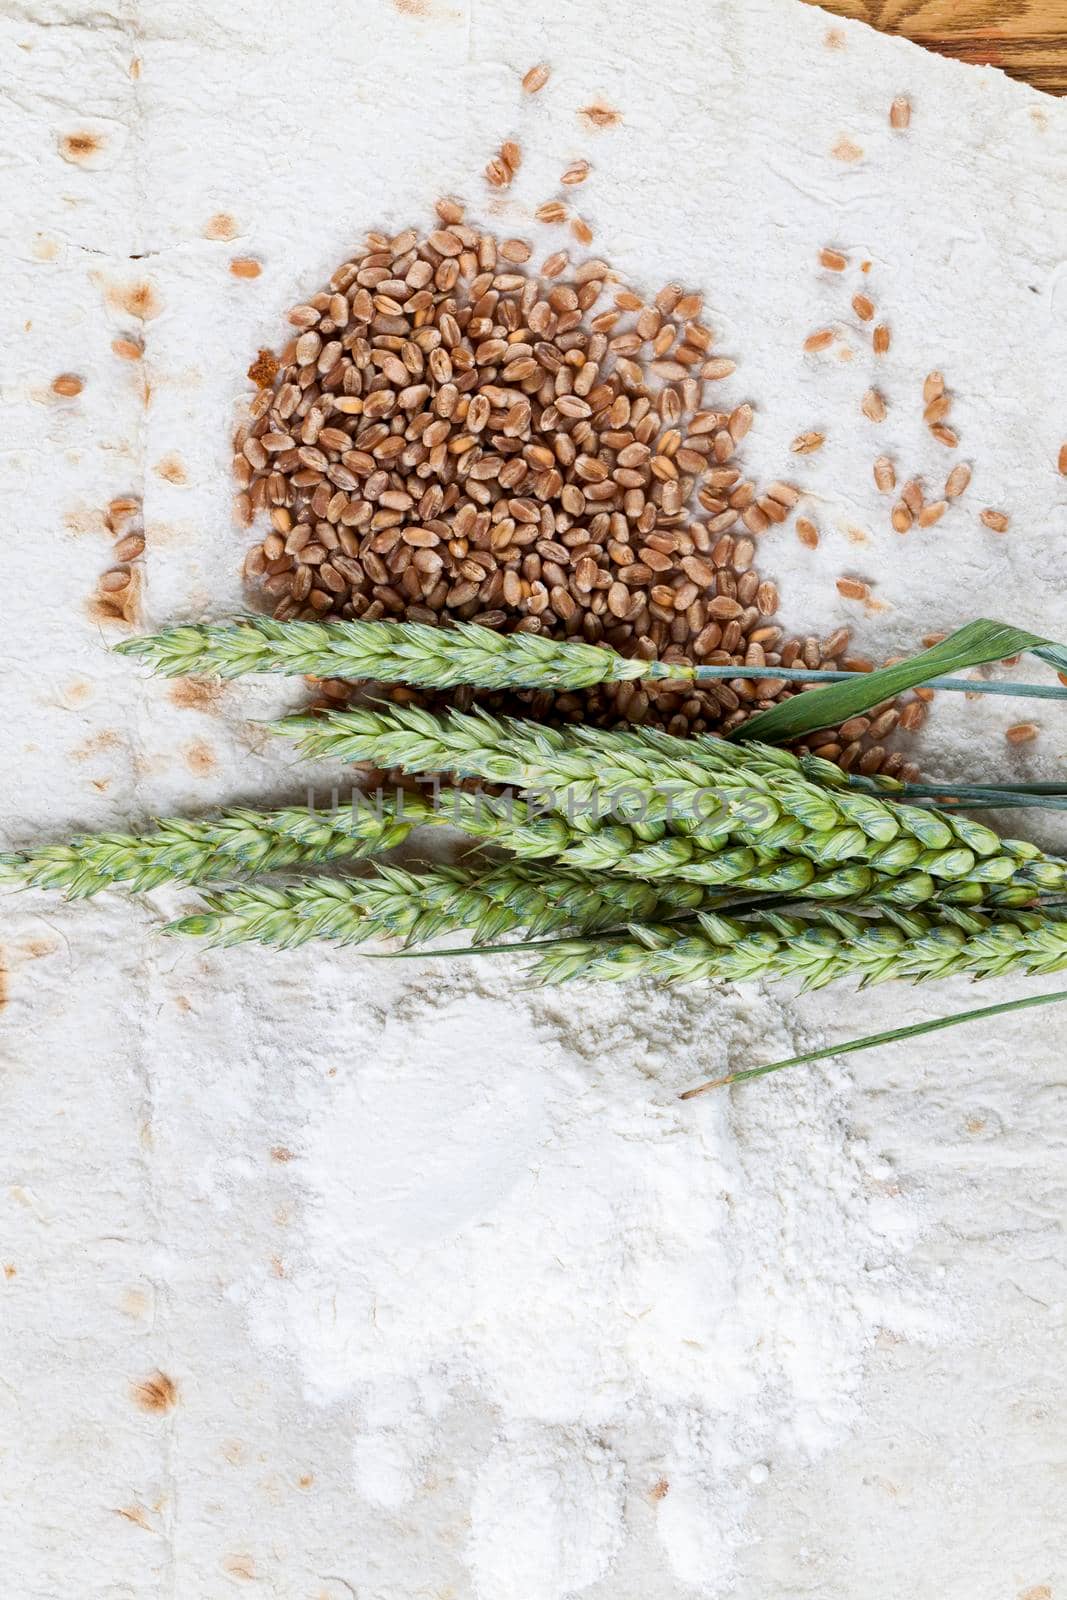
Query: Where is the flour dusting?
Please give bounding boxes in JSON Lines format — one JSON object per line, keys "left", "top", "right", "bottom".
{"left": 251, "top": 963, "right": 932, "bottom": 1595}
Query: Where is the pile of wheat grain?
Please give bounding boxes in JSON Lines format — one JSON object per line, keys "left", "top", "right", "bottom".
{"left": 235, "top": 215, "right": 919, "bottom": 776}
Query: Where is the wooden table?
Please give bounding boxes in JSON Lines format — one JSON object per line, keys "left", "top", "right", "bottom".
{"left": 801, "top": 1, "right": 1067, "bottom": 94}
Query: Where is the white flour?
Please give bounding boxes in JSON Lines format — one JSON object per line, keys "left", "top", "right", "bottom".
{"left": 251, "top": 962, "right": 931, "bottom": 1596}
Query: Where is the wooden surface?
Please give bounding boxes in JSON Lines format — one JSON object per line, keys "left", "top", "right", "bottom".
{"left": 801, "top": 1, "right": 1067, "bottom": 94}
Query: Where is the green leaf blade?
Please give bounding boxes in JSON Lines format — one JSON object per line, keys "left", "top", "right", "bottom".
{"left": 737, "top": 620, "right": 1055, "bottom": 744}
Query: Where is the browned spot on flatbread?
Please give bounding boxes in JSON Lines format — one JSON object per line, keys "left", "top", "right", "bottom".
{"left": 65, "top": 505, "right": 108, "bottom": 537}
{"left": 204, "top": 212, "right": 239, "bottom": 240}
{"left": 579, "top": 103, "right": 622, "bottom": 130}
{"left": 131, "top": 1371, "right": 178, "bottom": 1413}
{"left": 153, "top": 452, "right": 187, "bottom": 485}
{"left": 184, "top": 741, "right": 217, "bottom": 776}
{"left": 832, "top": 137, "right": 864, "bottom": 163}
{"left": 248, "top": 348, "right": 280, "bottom": 388}
{"left": 114, "top": 1506, "right": 153, "bottom": 1531}
{"left": 107, "top": 280, "right": 162, "bottom": 321}
{"left": 71, "top": 729, "right": 124, "bottom": 762}
{"left": 59, "top": 130, "right": 103, "bottom": 164}
{"left": 223, "top": 1554, "right": 256, "bottom": 1581}
{"left": 168, "top": 678, "right": 223, "bottom": 712}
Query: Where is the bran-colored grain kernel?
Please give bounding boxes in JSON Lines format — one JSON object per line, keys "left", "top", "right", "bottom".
{"left": 536, "top": 201, "right": 568, "bottom": 224}
{"left": 861, "top": 388, "right": 887, "bottom": 422}
{"left": 890, "top": 96, "right": 911, "bottom": 130}
{"left": 923, "top": 394, "right": 951, "bottom": 425}
{"left": 930, "top": 423, "right": 959, "bottom": 447}
{"left": 571, "top": 216, "right": 594, "bottom": 246}
{"left": 852, "top": 293, "right": 875, "bottom": 322}
{"left": 522, "top": 63, "right": 550, "bottom": 94}
{"left": 980, "top": 509, "right": 1010, "bottom": 532}
{"left": 561, "top": 160, "right": 590, "bottom": 185}
{"left": 819, "top": 248, "right": 847, "bottom": 271}
{"left": 918, "top": 499, "right": 947, "bottom": 527}
{"left": 945, "top": 462, "right": 971, "bottom": 499}
{"left": 114, "top": 533, "right": 145, "bottom": 562}
{"left": 891, "top": 501, "right": 912, "bottom": 533}
{"left": 897, "top": 701, "right": 926, "bottom": 732}
{"left": 791, "top": 431, "right": 825, "bottom": 454}
{"left": 873, "top": 456, "right": 895, "bottom": 493}
{"left": 836, "top": 577, "right": 870, "bottom": 601}
{"left": 1059, "top": 443, "right": 1067, "bottom": 476}
{"left": 229, "top": 258, "right": 262, "bottom": 278}
{"left": 795, "top": 517, "right": 819, "bottom": 548}
{"left": 923, "top": 371, "right": 945, "bottom": 405}
{"left": 804, "top": 329, "right": 835, "bottom": 353}
{"left": 872, "top": 324, "right": 890, "bottom": 355}
{"left": 435, "top": 197, "right": 465, "bottom": 224}
{"left": 112, "top": 337, "right": 143, "bottom": 361}
{"left": 52, "top": 373, "right": 84, "bottom": 397}
{"left": 1005, "top": 722, "right": 1038, "bottom": 744}
{"left": 901, "top": 480, "right": 924, "bottom": 516}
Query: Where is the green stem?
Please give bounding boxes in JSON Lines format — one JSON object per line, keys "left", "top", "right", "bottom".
{"left": 680, "top": 987, "right": 1067, "bottom": 1096}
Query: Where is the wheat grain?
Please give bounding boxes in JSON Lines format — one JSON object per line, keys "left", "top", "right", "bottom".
{"left": 862, "top": 388, "right": 887, "bottom": 422}
{"left": 945, "top": 463, "right": 971, "bottom": 500}
{"left": 980, "top": 509, "right": 1010, "bottom": 532}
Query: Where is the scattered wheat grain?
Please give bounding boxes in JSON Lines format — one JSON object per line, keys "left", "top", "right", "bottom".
{"left": 862, "top": 388, "right": 886, "bottom": 422}
{"left": 945, "top": 463, "right": 971, "bottom": 499}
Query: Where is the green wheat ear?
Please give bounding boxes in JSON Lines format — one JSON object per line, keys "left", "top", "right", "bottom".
{"left": 115, "top": 617, "right": 666, "bottom": 689}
